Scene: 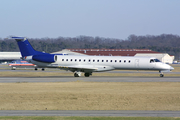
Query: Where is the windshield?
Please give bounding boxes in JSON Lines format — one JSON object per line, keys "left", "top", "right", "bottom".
{"left": 150, "top": 59, "right": 154, "bottom": 63}
{"left": 150, "top": 59, "right": 161, "bottom": 63}
{"left": 154, "top": 59, "right": 161, "bottom": 62}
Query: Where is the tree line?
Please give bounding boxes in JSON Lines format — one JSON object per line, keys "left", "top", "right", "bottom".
{"left": 0, "top": 34, "right": 180, "bottom": 60}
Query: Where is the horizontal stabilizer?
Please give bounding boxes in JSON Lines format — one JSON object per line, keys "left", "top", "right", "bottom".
{"left": 11, "top": 37, "right": 27, "bottom": 41}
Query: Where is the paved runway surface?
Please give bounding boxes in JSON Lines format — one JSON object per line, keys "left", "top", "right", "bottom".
{"left": 0, "top": 76, "right": 180, "bottom": 83}
{"left": 0, "top": 110, "right": 180, "bottom": 117}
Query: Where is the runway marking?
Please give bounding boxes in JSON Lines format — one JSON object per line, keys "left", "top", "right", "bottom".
{"left": 0, "top": 110, "right": 180, "bottom": 117}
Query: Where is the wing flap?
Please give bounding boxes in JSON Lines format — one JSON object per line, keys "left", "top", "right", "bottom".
{"left": 58, "top": 65, "right": 114, "bottom": 72}
{"left": 65, "top": 65, "right": 98, "bottom": 70}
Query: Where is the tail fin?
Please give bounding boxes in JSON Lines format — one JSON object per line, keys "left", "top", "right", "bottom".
{"left": 12, "top": 37, "right": 42, "bottom": 57}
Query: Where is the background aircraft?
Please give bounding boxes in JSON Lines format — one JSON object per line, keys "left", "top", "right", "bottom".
{"left": 8, "top": 60, "right": 36, "bottom": 70}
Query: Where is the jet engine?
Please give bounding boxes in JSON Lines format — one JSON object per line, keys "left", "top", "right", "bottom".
{"left": 32, "top": 54, "right": 57, "bottom": 63}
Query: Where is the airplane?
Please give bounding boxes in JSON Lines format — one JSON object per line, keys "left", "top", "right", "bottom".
{"left": 8, "top": 60, "right": 36, "bottom": 70}
{"left": 12, "top": 37, "right": 174, "bottom": 77}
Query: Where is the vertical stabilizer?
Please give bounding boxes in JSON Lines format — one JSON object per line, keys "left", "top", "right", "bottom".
{"left": 12, "top": 37, "right": 42, "bottom": 57}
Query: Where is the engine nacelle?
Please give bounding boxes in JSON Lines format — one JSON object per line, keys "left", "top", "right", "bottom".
{"left": 32, "top": 54, "right": 57, "bottom": 63}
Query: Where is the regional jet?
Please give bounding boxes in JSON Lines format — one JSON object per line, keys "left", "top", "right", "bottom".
{"left": 9, "top": 60, "right": 36, "bottom": 70}
{"left": 12, "top": 37, "right": 174, "bottom": 77}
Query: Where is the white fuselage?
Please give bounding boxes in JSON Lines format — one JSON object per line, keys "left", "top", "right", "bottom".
{"left": 29, "top": 55, "right": 173, "bottom": 73}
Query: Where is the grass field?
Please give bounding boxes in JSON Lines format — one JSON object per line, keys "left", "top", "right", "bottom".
{"left": 0, "top": 64, "right": 180, "bottom": 77}
{"left": 0, "top": 82, "right": 180, "bottom": 110}
{"left": 0, "top": 70, "right": 180, "bottom": 77}
{"left": 0, "top": 64, "right": 179, "bottom": 119}
{"left": 1, "top": 71, "right": 180, "bottom": 77}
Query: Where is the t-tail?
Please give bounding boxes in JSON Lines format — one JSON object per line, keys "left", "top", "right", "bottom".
{"left": 12, "top": 37, "right": 57, "bottom": 63}
{"left": 12, "top": 37, "right": 42, "bottom": 57}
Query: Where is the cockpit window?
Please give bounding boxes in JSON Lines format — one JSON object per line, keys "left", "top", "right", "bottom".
{"left": 154, "top": 59, "right": 161, "bottom": 62}
{"left": 150, "top": 59, "right": 154, "bottom": 63}
{"left": 150, "top": 59, "right": 161, "bottom": 63}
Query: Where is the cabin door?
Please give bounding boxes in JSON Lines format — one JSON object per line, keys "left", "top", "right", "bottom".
{"left": 135, "top": 59, "right": 139, "bottom": 68}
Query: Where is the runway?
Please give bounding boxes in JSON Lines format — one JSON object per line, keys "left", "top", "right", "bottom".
{"left": 0, "top": 76, "right": 180, "bottom": 83}
{"left": 0, "top": 110, "right": 180, "bottom": 117}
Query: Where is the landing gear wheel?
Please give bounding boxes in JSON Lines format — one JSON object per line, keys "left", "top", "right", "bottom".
{"left": 84, "top": 73, "right": 90, "bottom": 77}
{"left": 74, "top": 73, "right": 80, "bottom": 77}
{"left": 35, "top": 68, "right": 38, "bottom": 71}
{"left": 12, "top": 67, "right": 16, "bottom": 70}
{"left": 42, "top": 68, "right": 45, "bottom": 71}
{"left": 160, "top": 74, "right": 164, "bottom": 77}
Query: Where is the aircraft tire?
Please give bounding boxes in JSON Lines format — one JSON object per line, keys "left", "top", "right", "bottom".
{"left": 160, "top": 74, "right": 164, "bottom": 77}
{"left": 74, "top": 73, "right": 80, "bottom": 77}
{"left": 84, "top": 73, "right": 90, "bottom": 77}
{"left": 12, "top": 67, "right": 16, "bottom": 70}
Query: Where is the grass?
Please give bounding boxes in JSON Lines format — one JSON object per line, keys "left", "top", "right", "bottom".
{"left": 0, "top": 64, "right": 179, "bottom": 77}
{"left": 0, "top": 65, "right": 179, "bottom": 120}
{"left": 0, "top": 82, "right": 180, "bottom": 111}
{"left": 0, "top": 116, "right": 180, "bottom": 120}
{"left": 171, "top": 64, "right": 180, "bottom": 72}
{"left": 0, "top": 70, "right": 179, "bottom": 77}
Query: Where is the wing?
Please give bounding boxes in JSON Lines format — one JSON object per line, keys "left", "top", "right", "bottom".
{"left": 58, "top": 65, "right": 114, "bottom": 72}
{"left": 58, "top": 65, "right": 97, "bottom": 72}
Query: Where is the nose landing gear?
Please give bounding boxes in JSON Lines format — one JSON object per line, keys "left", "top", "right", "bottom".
{"left": 160, "top": 74, "right": 164, "bottom": 77}
{"left": 159, "top": 71, "right": 164, "bottom": 77}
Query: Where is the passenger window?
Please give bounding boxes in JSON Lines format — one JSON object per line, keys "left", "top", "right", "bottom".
{"left": 75, "top": 59, "right": 77, "bottom": 62}
{"left": 106, "top": 60, "right": 108, "bottom": 62}
{"left": 124, "top": 60, "right": 126, "bottom": 63}
{"left": 84, "top": 59, "right": 86, "bottom": 62}
{"left": 97, "top": 60, "right": 99, "bottom": 62}
{"left": 66, "top": 59, "right": 68, "bottom": 61}
{"left": 93, "top": 60, "right": 95, "bottom": 62}
{"left": 71, "top": 59, "right": 73, "bottom": 61}
{"left": 62, "top": 59, "right": 64, "bottom": 61}
{"left": 119, "top": 60, "right": 121, "bottom": 63}
{"left": 79, "top": 59, "right": 81, "bottom": 62}
{"left": 129, "top": 60, "right": 131, "bottom": 63}
{"left": 110, "top": 60, "right": 112, "bottom": 62}
{"left": 102, "top": 60, "right": 104, "bottom": 62}
{"left": 115, "top": 60, "right": 117, "bottom": 62}
{"left": 89, "top": 59, "right": 91, "bottom": 62}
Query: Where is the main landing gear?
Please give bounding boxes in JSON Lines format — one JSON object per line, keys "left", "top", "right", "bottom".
{"left": 84, "top": 73, "right": 92, "bottom": 77}
{"left": 74, "top": 72, "right": 81, "bottom": 77}
{"left": 34, "top": 68, "right": 45, "bottom": 71}
{"left": 74, "top": 72, "right": 92, "bottom": 77}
